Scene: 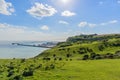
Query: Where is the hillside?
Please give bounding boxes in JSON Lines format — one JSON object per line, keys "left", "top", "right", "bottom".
{"left": 67, "top": 34, "right": 120, "bottom": 43}
{"left": 0, "top": 34, "right": 120, "bottom": 80}
{"left": 1, "top": 59, "right": 120, "bottom": 80}
{"left": 37, "top": 34, "right": 120, "bottom": 60}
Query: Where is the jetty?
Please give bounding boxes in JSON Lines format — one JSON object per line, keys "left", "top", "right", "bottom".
{"left": 12, "top": 42, "right": 57, "bottom": 48}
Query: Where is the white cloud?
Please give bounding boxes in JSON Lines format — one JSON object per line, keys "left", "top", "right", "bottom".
{"left": 100, "top": 23, "right": 106, "bottom": 26}
{"left": 0, "top": 0, "right": 15, "bottom": 15}
{"left": 61, "top": 10, "right": 76, "bottom": 17}
{"left": 108, "top": 20, "right": 118, "bottom": 24}
{"left": 78, "top": 20, "right": 118, "bottom": 28}
{"left": 0, "top": 23, "right": 26, "bottom": 33}
{"left": 100, "top": 20, "right": 118, "bottom": 26}
{"left": 26, "top": 2, "right": 57, "bottom": 19}
{"left": 40, "top": 25, "right": 49, "bottom": 30}
{"left": 59, "top": 20, "right": 69, "bottom": 25}
{"left": 88, "top": 23, "right": 97, "bottom": 27}
{"left": 78, "top": 21, "right": 88, "bottom": 27}
{"left": 78, "top": 22, "right": 97, "bottom": 28}
{"left": 0, "top": 23, "right": 6, "bottom": 28}
{"left": 0, "top": 23, "right": 67, "bottom": 41}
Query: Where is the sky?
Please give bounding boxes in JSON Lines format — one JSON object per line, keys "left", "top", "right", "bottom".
{"left": 0, "top": 0, "right": 120, "bottom": 41}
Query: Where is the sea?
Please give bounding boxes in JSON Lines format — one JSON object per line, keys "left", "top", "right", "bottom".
{"left": 0, "top": 41, "right": 48, "bottom": 59}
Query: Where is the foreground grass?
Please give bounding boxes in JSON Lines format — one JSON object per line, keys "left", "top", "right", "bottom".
{"left": 0, "top": 59, "right": 120, "bottom": 80}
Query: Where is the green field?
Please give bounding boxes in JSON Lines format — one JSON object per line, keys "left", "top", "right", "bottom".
{"left": 1, "top": 59, "right": 120, "bottom": 80}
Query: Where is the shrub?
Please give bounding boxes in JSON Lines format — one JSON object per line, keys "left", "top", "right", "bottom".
{"left": 22, "top": 68, "right": 33, "bottom": 77}
{"left": 53, "top": 54, "right": 56, "bottom": 57}
{"left": 39, "top": 64, "right": 42, "bottom": 67}
{"left": 90, "top": 52, "right": 96, "bottom": 59}
{"left": 87, "top": 48, "right": 93, "bottom": 53}
{"left": 73, "top": 51, "right": 76, "bottom": 54}
{"left": 7, "top": 71, "right": 14, "bottom": 77}
{"left": 82, "top": 55, "right": 89, "bottom": 60}
{"left": 59, "top": 57, "right": 62, "bottom": 61}
{"left": 115, "top": 51, "right": 120, "bottom": 55}
{"left": 54, "top": 58, "right": 57, "bottom": 61}
{"left": 7, "top": 65, "right": 14, "bottom": 70}
{"left": 45, "top": 64, "right": 55, "bottom": 70}
{"left": 66, "top": 59, "right": 68, "bottom": 61}
{"left": 70, "top": 59, "right": 72, "bottom": 61}
{"left": 105, "top": 53, "right": 114, "bottom": 59}
{"left": 22, "top": 71, "right": 33, "bottom": 77}
{"left": 45, "top": 66, "right": 49, "bottom": 70}
{"left": 98, "top": 45, "right": 104, "bottom": 51}
{"left": 78, "top": 51, "right": 86, "bottom": 54}
{"left": 50, "top": 64, "right": 55, "bottom": 69}
{"left": 43, "top": 57, "right": 51, "bottom": 61}
{"left": 21, "top": 58, "right": 26, "bottom": 63}
{"left": 66, "top": 53, "right": 72, "bottom": 58}
{"left": 94, "top": 54, "right": 102, "bottom": 59}
{"left": 108, "top": 54, "right": 114, "bottom": 59}
{"left": 13, "top": 75, "right": 22, "bottom": 80}
{"left": 36, "top": 64, "right": 42, "bottom": 69}
{"left": 67, "top": 48, "right": 70, "bottom": 52}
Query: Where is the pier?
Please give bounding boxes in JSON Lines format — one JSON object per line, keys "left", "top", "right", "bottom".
{"left": 12, "top": 43, "right": 56, "bottom": 48}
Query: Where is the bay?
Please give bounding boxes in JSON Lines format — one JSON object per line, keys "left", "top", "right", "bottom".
{"left": 0, "top": 41, "right": 48, "bottom": 59}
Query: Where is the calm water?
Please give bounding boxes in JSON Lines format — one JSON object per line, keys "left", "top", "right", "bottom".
{"left": 0, "top": 41, "right": 48, "bottom": 59}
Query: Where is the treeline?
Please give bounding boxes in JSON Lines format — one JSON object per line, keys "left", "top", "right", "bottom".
{"left": 67, "top": 34, "right": 120, "bottom": 43}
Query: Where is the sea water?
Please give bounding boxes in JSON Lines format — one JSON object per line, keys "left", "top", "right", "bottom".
{"left": 0, "top": 41, "right": 48, "bottom": 59}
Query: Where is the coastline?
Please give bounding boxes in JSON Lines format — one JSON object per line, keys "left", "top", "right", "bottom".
{"left": 0, "top": 41, "right": 49, "bottom": 59}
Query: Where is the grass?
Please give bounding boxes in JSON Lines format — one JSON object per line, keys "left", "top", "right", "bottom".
{"left": 0, "top": 34, "right": 120, "bottom": 80}
{"left": 50, "top": 59, "right": 120, "bottom": 80}
{"left": 38, "top": 38, "right": 120, "bottom": 59}
{"left": 1, "top": 59, "right": 120, "bottom": 80}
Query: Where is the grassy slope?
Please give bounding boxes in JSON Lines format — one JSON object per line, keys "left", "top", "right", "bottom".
{"left": 38, "top": 38, "right": 120, "bottom": 59}
{"left": 1, "top": 59, "right": 120, "bottom": 80}
{"left": 0, "top": 34, "right": 120, "bottom": 80}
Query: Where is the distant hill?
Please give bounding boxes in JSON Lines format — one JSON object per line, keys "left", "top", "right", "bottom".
{"left": 67, "top": 34, "right": 120, "bottom": 43}
{"left": 36, "top": 34, "right": 120, "bottom": 60}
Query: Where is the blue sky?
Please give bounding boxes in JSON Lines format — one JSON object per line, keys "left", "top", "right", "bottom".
{"left": 0, "top": 0, "right": 120, "bottom": 41}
